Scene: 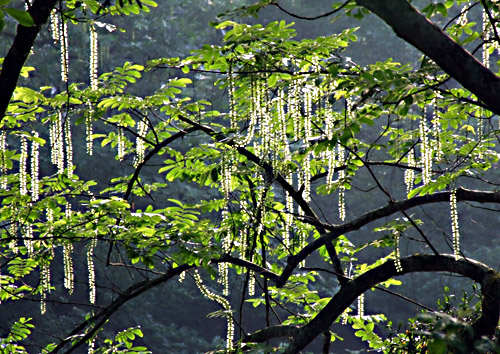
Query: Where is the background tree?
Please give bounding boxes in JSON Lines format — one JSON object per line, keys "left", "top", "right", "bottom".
{"left": 1, "top": 0, "right": 500, "bottom": 353}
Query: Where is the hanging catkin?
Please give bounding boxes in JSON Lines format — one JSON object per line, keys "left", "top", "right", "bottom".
{"left": 450, "top": 189, "right": 460, "bottom": 260}
{"left": 90, "top": 23, "right": 99, "bottom": 90}
{"left": 31, "top": 132, "right": 40, "bottom": 201}
{"left": 19, "top": 136, "right": 28, "bottom": 196}
{"left": 194, "top": 271, "right": 233, "bottom": 350}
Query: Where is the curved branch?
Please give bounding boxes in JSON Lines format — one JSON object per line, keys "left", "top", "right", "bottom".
{"left": 270, "top": 0, "right": 351, "bottom": 21}
{"left": 123, "top": 126, "right": 198, "bottom": 200}
{"left": 245, "top": 255, "right": 499, "bottom": 353}
{"left": 214, "top": 255, "right": 280, "bottom": 281}
{"left": 276, "top": 187, "right": 500, "bottom": 286}
{"left": 0, "top": 0, "right": 58, "bottom": 120}
{"left": 354, "top": 0, "right": 500, "bottom": 115}
{"left": 284, "top": 254, "right": 499, "bottom": 353}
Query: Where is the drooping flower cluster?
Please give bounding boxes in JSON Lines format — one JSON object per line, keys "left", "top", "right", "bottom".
{"left": 65, "top": 117, "right": 73, "bottom": 177}
{"left": 450, "top": 189, "right": 460, "bottom": 260}
{"left": 40, "top": 263, "right": 51, "bottom": 314}
{"left": 218, "top": 209, "right": 230, "bottom": 296}
{"left": 358, "top": 293, "right": 364, "bottom": 318}
{"left": 87, "top": 238, "right": 97, "bottom": 304}
{"left": 50, "top": 9, "right": 60, "bottom": 42}
{"left": 394, "top": 231, "right": 403, "bottom": 273}
{"left": 31, "top": 132, "right": 40, "bottom": 201}
{"left": 19, "top": 136, "right": 28, "bottom": 196}
{"left": 482, "top": 9, "right": 491, "bottom": 68}
{"left": 64, "top": 203, "right": 74, "bottom": 294}
{"left": 117, "top": 127, "right": 125, "bottom": 161}
{"left": 60, "top": 21, "right": 69, "bottom": 83}
{"left": 404, "top": 148, "right": 415, "bottom": 194}
{"left": 0, "top": 131, "right": 7, "bottom": 189}
{"left": 86, "top": 101, "right": 94, "bottom": 155}
{"left": 194, "top": 271, "right": 233, "bottom": 350}
{"left": 133, "top": 120, "right": 148, "bottom": 167}
{"left": 419, "top": 115, "right": 432, "bottom": 185}
{"left": 338, "top": 144, "right": 346, "bottom": 221}
{"left": 90, "top": 24, "right": 99, "bottom": 90}
{"left": 50, "top": 111, "right": 65, "bottom": 174}
{"left": 227, "top": 64, "right": 237, "bottom": 130}
{"left": 430, "top": 101, "right": 443, "bottom": 161}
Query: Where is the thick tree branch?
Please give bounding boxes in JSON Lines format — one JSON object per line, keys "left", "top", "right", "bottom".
{"left": 0, "top": 0, "right": 58, "bottom": 121}
{"left": 276, "top": 188, "right": 500, "bottom": 287}
{"left": 255, "top": 255, "right": 498, "bottom": 353}
{"left": 355, "top": 0, "right": 500, "bottom": 115}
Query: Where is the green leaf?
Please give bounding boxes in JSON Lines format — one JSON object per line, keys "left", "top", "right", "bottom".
{"left": 0, "top": 10, "right": 5, "bottom": 31}
{"left": 4, "top": 7, "right": 34, "bottom": 27}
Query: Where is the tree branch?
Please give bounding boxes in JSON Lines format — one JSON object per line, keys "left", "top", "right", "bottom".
{"left": 355, "top": 0, "right": 500, "bottom": 115}
{"left": 276, "top": 187, "right": 500, "bottom": 287}
{"left": 0, "top": 0, "right": 58, "bottom": 121}
{"left": 50, "top": 264, "right": 193, "bottom": 353}
{"left": 284, "top": 254, "right": 499, "bottom": 353}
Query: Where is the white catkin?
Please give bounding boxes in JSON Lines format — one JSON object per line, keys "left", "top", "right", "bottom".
{"left": 341, "top": 307, "right": 349, "bottom": 325}
{"left": 457, "top": 3, "right": 469, "bottom": 26}
{"left": 40, "top": 263, "right": 50, "bottom": 314}
{"left": 325, "top": 110, "right": 337, "bottom": 191}
{"left": 291, "top": 79, "right": 302, "bottom": 141}
{"left": 178, "top": 271, "right": 185, "bottom": 283}
{"left": 303, "top": 154, "right": 311, "bottom": 202}
{"left": 50, "top": 9, "right": 60, "bottom": 43}
{"left": 31, "top": 132, "right": 40, "bottom": 201}
{"left": 60, "top": 20, "right": 69, "bottom": 83}
{"left": 394, "top": 232, "right": 403, "bottom": 273}
{"left": 431, "top": 101, "right": 442, "bottom": 161}
{"left": 278, "top": 89, "right": 293, "bottom": 248}
{"left": 240, "top": 229, "right": 247, "bottom": 260}
{"left": 63, "top": 243, "right": 74, "bottom": 294}
{"left": 40, "top": 288, "right": 46, "bottom": 315}
{"left": 64, "top": 203, "right": 74, "bottom": 293}
{"left": 117, "top": 127, "right": 125, "bottom": 161}
{"left": 221, "top": 152, "right": 233, "bottom": 200}
{"left": 24, "top": 222, "right": 33, "bottom": 257}
{"left": 87, "top": 238, "right": 97, "bottom": 304}
{"left": 20, "top": 136, "right": 28, "bottom": 196}
{"left": 194, "top": 271, "right": 233, "bottom": 350}
{"left": 90, "top": 24, "right": 99, "bottom": 90}
{"left": 248, "top": 270, "right": 255, "bottom": 296}
{"left": 358, "top": 293, "right": 364, "bottom": 318}
{"left": 0, "top": 131, "right": 7, "bottom": 189}
{"left": 240, "top": 78, "right": 258, "bottom": 146}
{"left": 86, "top": 101, "right": 94, "bottom": 155}
{"left": 338, "top": 144, "right": 346, "bottom": 221}
{"left": 218, "top": 210, "right": 230, "bottom": 296}
{"left": 304, "top": 88, "right": 312, "bottom": 143}
{"left": 419, "top": 115, "right": 431, "bottom": 185}
{"left": 450, "top": 189, "right": 460, "bottom": 260}
{"left": 483, "top": 9, "right": 490, "bottom": 68}
{"left": 284, "top": 183, "right": 293, "bottom": 249}
{"left": 404, "top": 148, "right": 415, "bottom": 195}
{"left": 228, "top": 64, "right": 237, "bottom": 130}
{"left": 9, "top": 221, "right": 18, "bottom": 254}
{"left": 65, "top": 116, "right": 73, "bottom": 177}
{"left": 259, "top": 80, "right": 271, "bottom": 159}
{"left": 133, "top": 120, "right": 148, "bottom": 167}
{"left": 51, "top": 112, "right": 65, "bottom": 174}
{"left": 88, "top": 337, "right": 95, "bottom": 354}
